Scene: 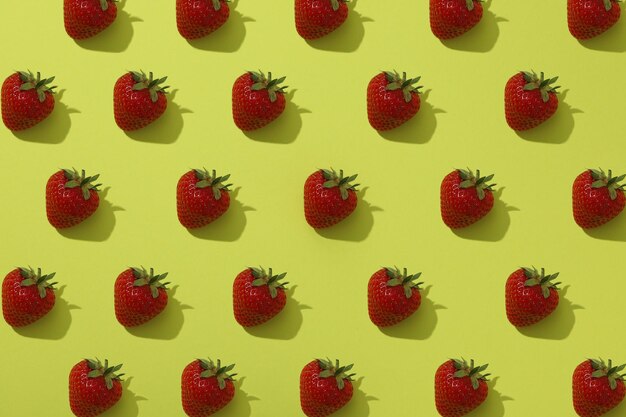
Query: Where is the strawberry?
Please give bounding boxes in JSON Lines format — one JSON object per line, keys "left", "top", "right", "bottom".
{"left": 2, "top": 267, "right": 57, "bottom": 327}
{"left": 440, "top": 168, "right": 495, "bottom": 229}
{"left": 505, "top": 267, "right": 560, "bottom": 327}
{"left": 181, "top": 358, "right": 236, "bottom": 417}
{"left": 430, "top": 0, "right": 483, "bottom": 40}
{"left": 46, "top": 168, "right": 101, "bottom": 229}
{"left": 367, "top": 71, "right": 422, "bottom": 131}
{"left": 2, "top": 70, "right": 56, "bottom": 131}
{"left": 295, "top": 0, "right": 349, "bottom": 40}
{"left": 505, "top": 70, "right": 560, "bottom": 131}
{"left": 568, "top": 0, "right": 621, "bottom": 40}
{"left": 233, "top": 267, "right": 288, "bottom": 327}
{"left": 177, "top": 0, "right": 230, "bottom": 40}
{"left": 368, "top": 267, "right": 423, "bottom": 327}
{"left": 114, "top": 267, "right": 170, "bottom": 327}
{"left": 304, "top": 169, "right": 359, "bottom": 229}
{"left": 69, "top": 358, "right": 124, "bottom": 417}
{"left": 300, "top": 358, "right": 355, "bottom": 417}
{"left": 435, "top": 358, "right": 490, "bottom": 417}
{"left": 232, "top": 70, "right": 287, "bottom": 131}
{"left": 64, "top": 0, "right": 117, "bottom": 40}
{"left": 573, "top": 169, "right": 626, "bottom": 229}
{"left": 177, "top": 168, "right": 232, "bottom": 229}
{"left": 113, "top": 70, "right": 169, "bottom": 131}
{"left": 573, "top": 358, "right": 626, "bottom": 417}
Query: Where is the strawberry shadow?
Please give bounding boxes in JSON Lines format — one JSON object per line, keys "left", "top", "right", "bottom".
{"left": 58, "top": 187, "right": 124, "bottom": 242}
{"left": 125, "top": 90, "right": 191, "bottom": 144}
{"left": 465, "top": 377, "right": 512, "bottom": 417}
{"left": 187, "top": 0, "right": 254, "bottom": 52}
{"left": 577, "top": 15, "right": 626, "bottom": 52}
{"left": 101, "top": 377, "right": 147, "bottom": 417}
{"left": 333, "top": 377, "right": 378, "bottom": 417}
{"left": 603, "top": 397, "right": 626, "bottom": 416}
{"left": 188, "top": 188, "right": 255, "bottom": 241}
{"left": 440, "top": 0, "right": 506, "bottom": 53}
{"left": 583, "top": 209, "right": 626, "bottom": 242}
{"left": 305, "top": 0, "right": 373, "bottom": 53}
{"left": 377, "top": 90, "right": 445, "bottom": 144}
{"left": 12, "top": 89, "right": 79, "bottom": 144}
{"left": 217, "top": 377, "right": 259, "bottom": 417}
{"left": 12, "top": 285, "right": 79, "bottom": 340}
{"left": 379, "top": 286, "right": 447, "bottom": 340}
{"left": 243, "top": 285, "right": 312, "bottom": 340}
{"left": 516, "top": 285, "right": 583, "bottom": 340}
{"left": 74, "top": 0, "right": 142, "bottom": 53}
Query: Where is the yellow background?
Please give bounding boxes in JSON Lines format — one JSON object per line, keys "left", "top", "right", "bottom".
{"left": 1, "top": 0, "right": 626, "bottom": 416}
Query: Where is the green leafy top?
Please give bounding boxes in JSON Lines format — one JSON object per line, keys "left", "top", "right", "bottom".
{"left": 198, "top": 358, "right": 237, "bottom": 390}
{"left": 521, "top": 70, "right": 560, "bottom": 103}
{"left": 63, "top": 168, "right": 101, "bottom": 201}
{"left": 465, "top": 0, "right": 482, "bottom": 11}
{"left": 321, "top": 168, "right": 359, "bottom": 201}
{"left": 130, "top": 266, "right": 170, "bottom": 298}
{"left": 589, "top": 168, "right": 625, "bottom": 201}
{"left": 521, "top": 266, "right": 560, "bottom": 299}
{"left": 317, "top": 358, "right": 356, "bottom": 390}
{"left": 249, "top": 70, "right": 287, "bottom": 103}
{"left": 130, "top": 70, "right": 169, "bottom": 103}
{"left": 590, "top": 358, "right": 626, "bottom": 390}
{"left": 383, "top": 70, "right": 422, "bottom": 103}
{"left": 603, "top": 0, "right": 615, "bottom": 11}
{"left": 211, "top": 0, "right": 227, "bottom": 10}
{"left": 249, "top": 266, "right": 288, "bottom": 299}
{"left": 18, "top": 266, "right": 57, "bottom": 299}
{"left": 457, "top": 168, "right": 495, "bottom": 201}
{"left": 384, "top": 266, "right": 422, "bottom": 299}
{"left": 452, "top": 358, "right": 490, "bottom": 390}
{"left": 329, "top": 0, "right": 349, "bottom": 11}
{"left": 17, "top": 70, "right": 56, "bottom": 103}
{"left": 86, "top": 358, "right": 124, "bottom": 390}
{"left": 193, "top": 168, "right": 232, "bottom": 200}
{"left": 99, "top": 0, "right": 117, "bottom": 11}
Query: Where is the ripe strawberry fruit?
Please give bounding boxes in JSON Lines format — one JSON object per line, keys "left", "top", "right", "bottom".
{"left": 2, "top": 267, "right": 57, "bottom": 327}
{"left": 367, "top": 70, "right": 422, "bottom": 131}
{"left": 568, "top": 0, "right": 621, "bottom": 40}
{"left": 232, "top": 70, "right": 287, "bottom": 131}
{"left": 177, "top": 168, "right": 232, "bottom": 229}
{"left": 440, "top": 168, "right": 495, "bottom": 229}
{"left": 233, "top": 266, "right": 288, "bottom": 327}
{"left": 46, "top": 168, "right": 101, "bottom": 229}
{"left": 295, "top": 0, "right": 349, "bottom": 40}
{"left": 435, "top": 358, "right": 490, "bottom": 417}
{"left": 177, "top": 0, "right": 230, "bottom": 40}
{"left": 300, "top": 358, "right": 355, "bottom": 417}
{"left": 64, "top": 0, "right": 117, "bottom": 40}
{"left": 430, "top": 0, "right": 483, "bottom": 40}
{"left": 181, "top": 358, "right": 236, "bottom": 417}
{"left": 69, "top": 358, "right": 124, "bottom": 417}
{"left": 505, "top": 70, "right": 560, "bottom": 131}
{"left": 114, "top": 267, "right": 170, "bottom": 327}
{"left": 573, "top": 358, "right": 626, "bottom": 417}
{"left": 113, "top": 70, "right": 169, "bottom": 131}
{"left": 368, "top": 267, "right": 423, "bottom": 327}
{"left": 573, "top": 169, "right": 626, "bottom": 229}
{"left": 505, "top": 266, "right": 560, "bottom": 327}
{"left": 304, "top": 168, "right": 359, "bottom": 229}
{"left": 2, "top": 70, "right": 56, "bottom": 131}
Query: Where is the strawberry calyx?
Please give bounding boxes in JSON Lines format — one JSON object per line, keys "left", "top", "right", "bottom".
{"left": 250, "top": 266, "right": 288, "bottom": 299}
{"left": 321, "top": 168, "right": 359, "bottom": 201}
{"left": 384, "top": 266, "right": 422, "bottom": 299}
{"left": 589, "top": 168, "right": 626, "bottom": 201}
{"left": 317, "top": 358, "right": 356, "bottom": 390}
{"left": 465, "top": 0, "right": 483, "bottom": 11}
{"left": 18, "top": 266, "right": 57, "bottom": 299}
{"left": 198, "top": 358, "right": 237, "bottom": 389}
{"left": 130, "top": 70, "right": 169, "bottom": 103}
{"left": 86, "top": 358, "right": 124, "bottom": 390}
{"left": 589, "top": 358, "right": 626, "bottom": 390}
{"left": 99, "top": 0, "right": 117, "bottom": 11}
{"left": 329, "top": 0, "right": 349, "bottom": 12}
{"left": 249, "top": 70, "right": 287, "bottom": 103}
{"left": 193, "top": 168, "right": 232, "bottom": 200}
{"left": 521, "top": 70, "right": 560, "bottom": 103}
{"left": 17, "top": 70, "right": 56, "bottom": 103}
{"left": 457, "top": 168, "right": 495, "bottom": 201}
{"left": 383, "top": 70, "right": 422, "bottom": 103}
{"left": 521, "top": 266, "right": 560, "bottom": 299}
{"left": 603, "top": 0, "right": 616, "bottom": 11}
{"left": 452, "top": 358, "right": 490, "bottom": 390}
{"left": 130, "top": 266, "right": 169, "bottom": 299}
{"left": 63, "top": 168, "right": 101, "bottom": 201}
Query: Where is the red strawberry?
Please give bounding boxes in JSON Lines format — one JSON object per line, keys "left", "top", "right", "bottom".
{"left": 181, "top": 358, "right": 236, "bottom": 417}
{"left": 177, "top": 168, "right": 232, "bottom": 229}
{"left": 295, "top": 0, "right": 349, "bottom": 40}
{"left": 64, "top": 0, "right": 117, "bottom": 40}
{"left": 233, "top": 267, "right": 288, "bottom": 327}
{"left": 114, "top": 267, "right": 170, "bottom": 327}
{"left": 435, "top": 358, "right": 490, "bottom": 417}
{"left": 2, "top": 70, "right": 56, "bottom": 131}
{"left": 46, "top": 168, "right": 101, "bottom": 229}
{"left": 113, "top": 70, "right": 169, "bottom": 131}
{"left": 505, "top": 267, "right": 560, "bottom": 327}
{"left": 573, "top": 169, "right": 626, "bottom": 229}
{"left": 568, "top": 0, "right": 621, "bottom": 40}
{"left": 177, "top": 0, "right": 230, "bottom": 40}
{"left": 440, "top": 168, "right": 495, "bottom": 229}
{"left": 69, "top": 358, "right": 124, "bottom": 417}
{"left": 430, "top": 0, "right": 483, "bottom": 40}
{"left": 505, "top": 70, "right": 560, "bottom": 131}
{"left": 2, "top": 267, "right": 57, "bottom": 327}
{"left": 367, "top": 71, "right": 422, "bottom": 131}
{"left": 368, "top": 267, "right": 423, "bottom": 327}
{"left": 573, "top": 358, "right": 626, "bottom": 417}
{"left": 232, "top": 70, "right": 287, "bottom": 131}
{"left": 304, "top": 169, "right": 359, "bottom": 229}
{"left": 300, "top": 359, "right": 355, "bottom": 417}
